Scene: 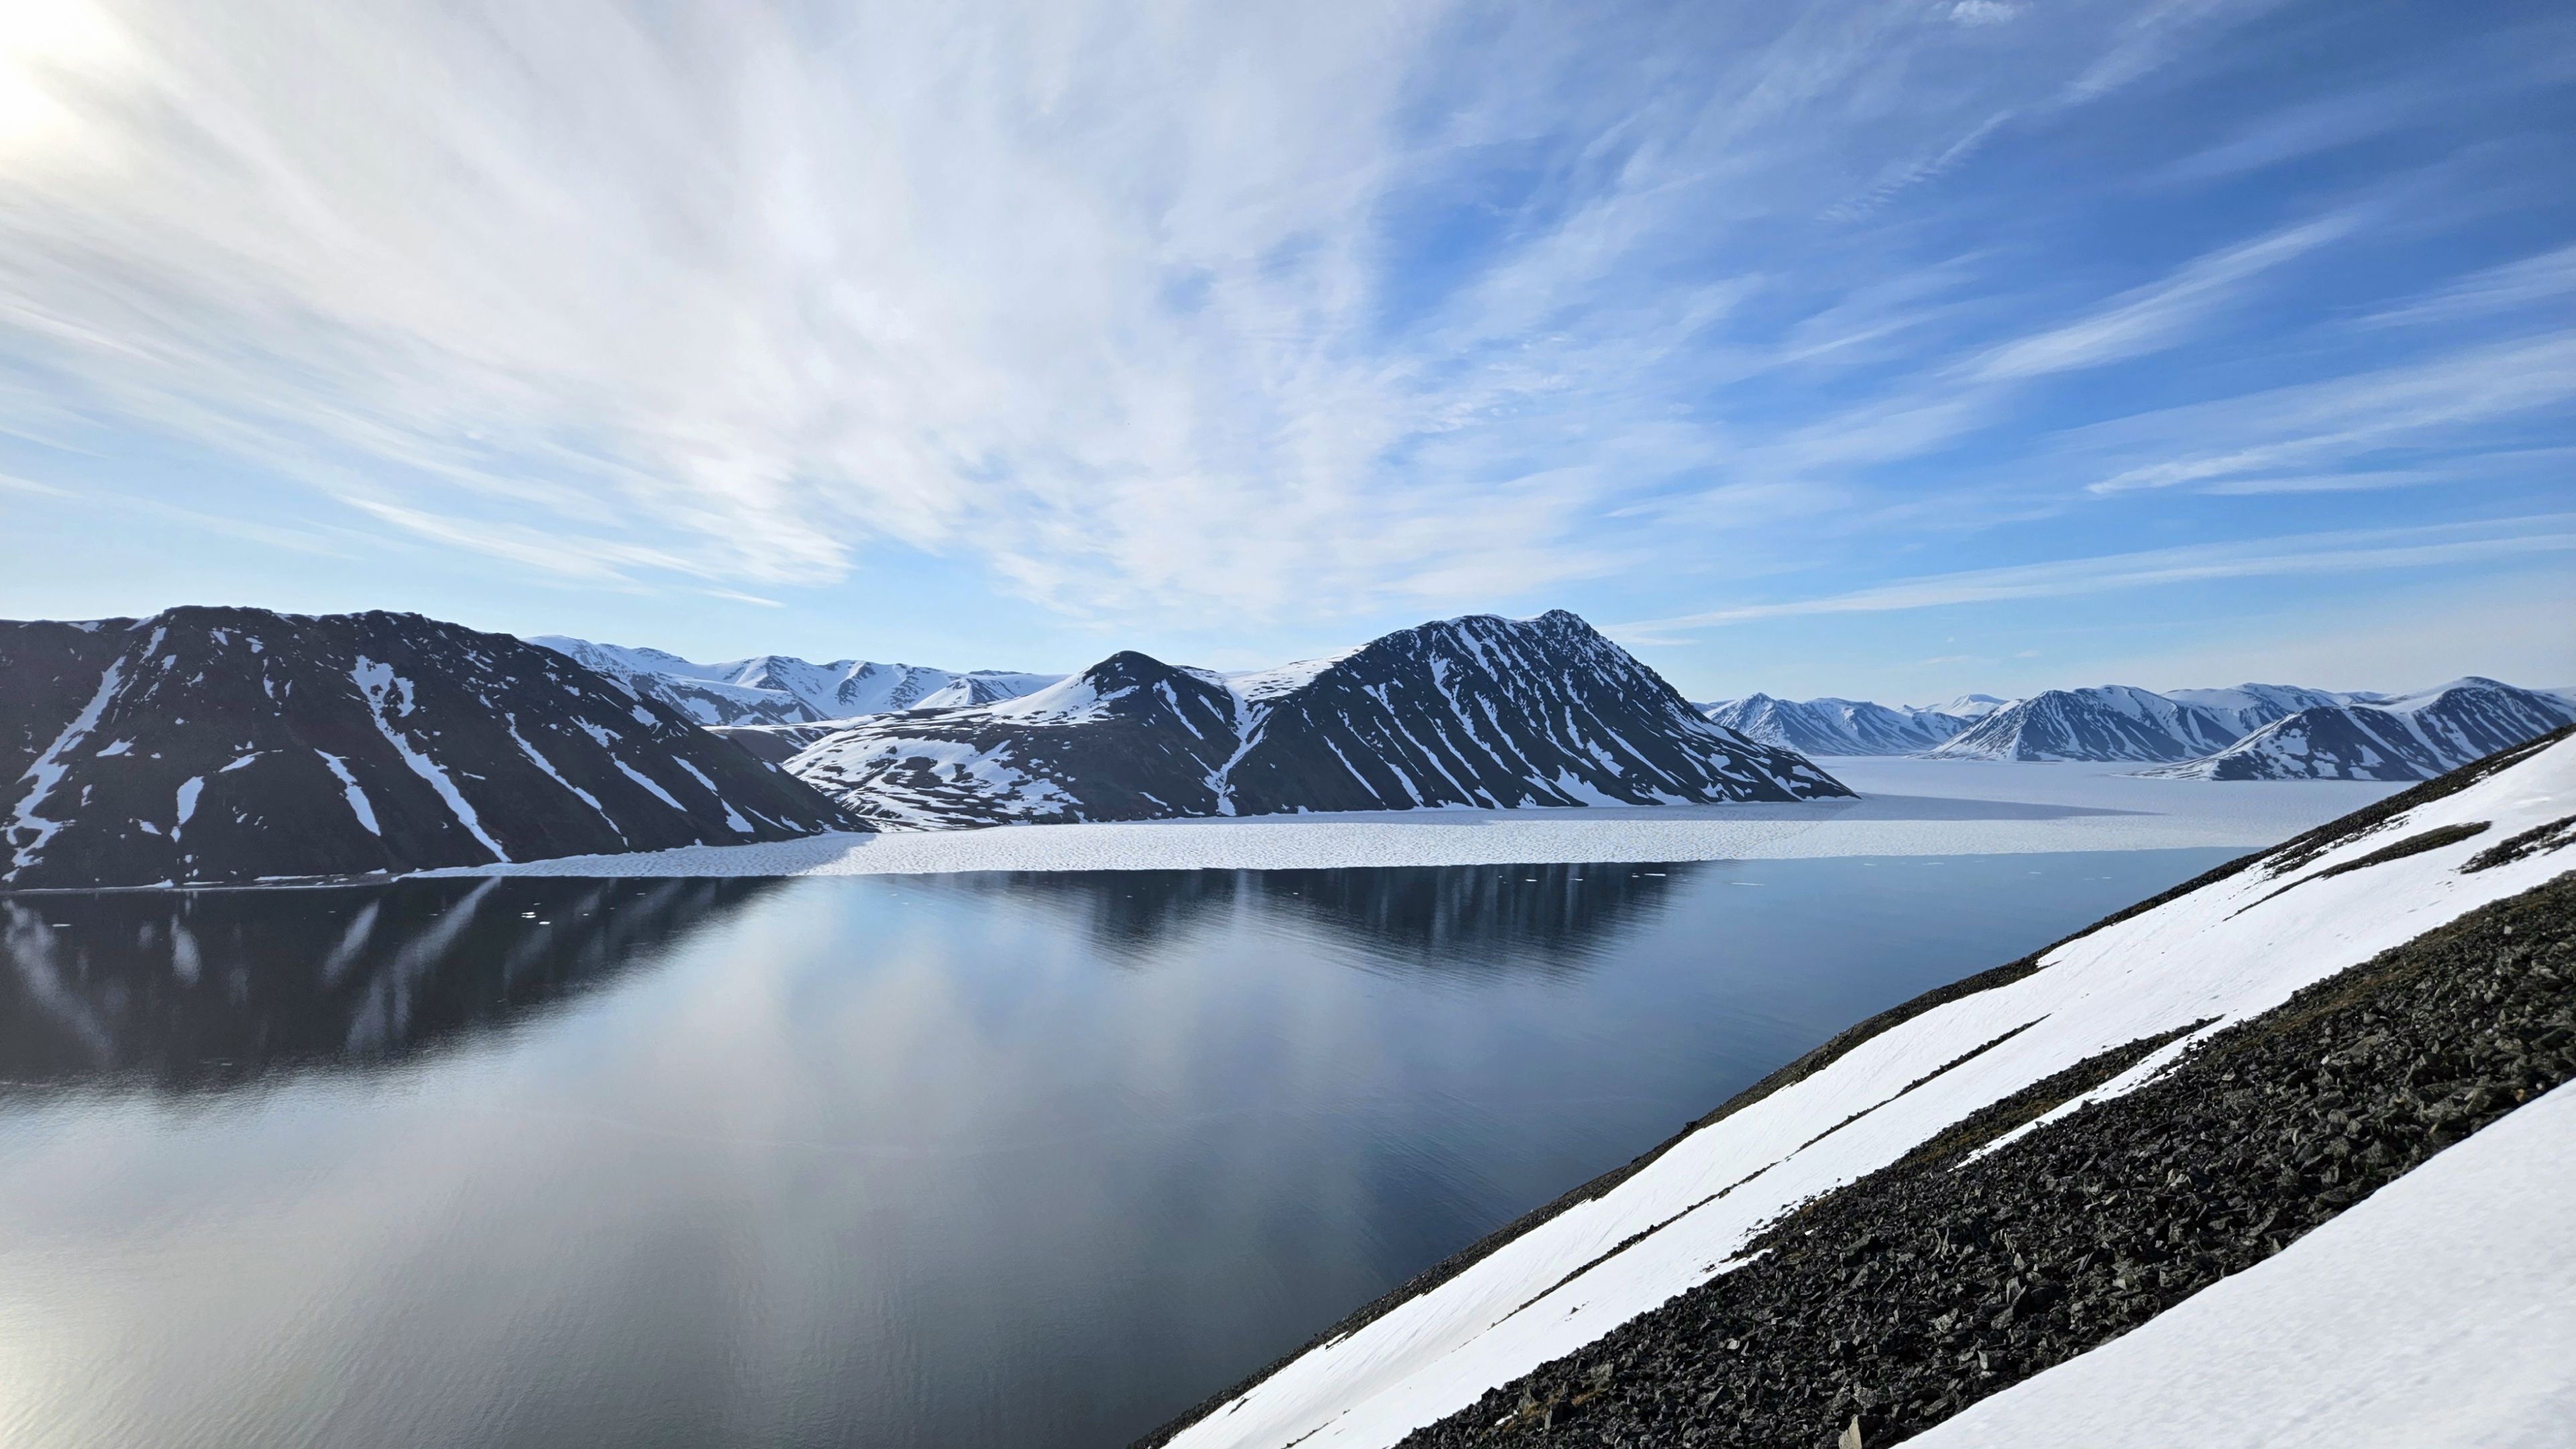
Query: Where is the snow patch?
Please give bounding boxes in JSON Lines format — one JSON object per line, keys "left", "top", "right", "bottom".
{"left": 352, "top": 657, "right": 507, "bottom": 861}
{"left": 315, "top": 752, "right": 381, "bottom": 837}
{"left": 5, "top": 659, "right": 125, "bottom": 879}
{"left": 610, "top": 759, "right": 688, "bottom": 814}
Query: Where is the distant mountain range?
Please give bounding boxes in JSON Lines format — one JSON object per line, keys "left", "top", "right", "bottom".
{"left": 7, "top": 600, "right": 2565, "bottom": 889}
{"left": 2141, "top": 679, "right": 2576, "bottom": 780}
{"left": 529, "top": 637, "right": 1059, "bottom": 726}
{"left": 1707, "top": 678, "right": 2575, "bottom": 780}
{"left": 1, "top": 608, "right": 859, "bottom": 889}
{"left": 788, "top": 611, "right": 1850, "bottom": 829}
{"left": 1701, "top": 696, "right": 1980, "bottom": 756}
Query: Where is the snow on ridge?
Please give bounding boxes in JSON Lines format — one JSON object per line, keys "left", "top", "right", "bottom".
{"left": 527, "top": 635, "right": 1061, "bottom": 726}
{"left": 1226, "top": 649, "right": 1362, "bottom": 702}
{"left": 1153, "top": 736, "right": 2576, "bottom": 1449}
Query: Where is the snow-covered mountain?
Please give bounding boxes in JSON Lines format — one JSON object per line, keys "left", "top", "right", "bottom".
{"left": 2, "top": 608, "right": 859, "bottom": 888}
{"left": 1152, "top": 727, "right": 2576, "bottom": 1449}
{"left": 1923, "top": 692, "right": 2012, "bottom": 720}
{"left": 2145, "top": 678, "right": 2576, "bottom": 781}
{"left": 529, "top": 635, "right": 1059, "bottom": 727}
{"left": 787, "top": 611, "right": 1851, "bottom": 829}
{"left": 1657, "top": 679, "right": 2555, "bottom": 769}
{"left": 1931, "top": 684, "right": 2288, "bottom": 763}
{"left": 1701, "top": 694, "right": 1976, "bottom": 755}
{"left": 2157, "top": 682, "right": 2353, "bottom": 737}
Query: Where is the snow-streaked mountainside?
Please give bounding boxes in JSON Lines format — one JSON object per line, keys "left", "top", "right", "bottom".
{"left": 1, "top": 609, "right": 859, "bottom": 888}
{"left": 1155, "top": 729, "right": 2576, "bottom": 1449}
{"left": 787, "top": 611, "right": 1850, "bottom": 830}
{"left": 2146, "top": 678, "right": 2576, "bottom": 782}
{"left": 1704, "top": 680, "right": 2565, "bottom": 769}
{"left": 1931, "top": 684, "right": 2307, "bottom": 763}
{"left": 1701, "top": 694, "right": 1974, "bottom": 755}
{"left": 529, "top": 635, "right": 1058, "bottom": 727}
{"left": 2157, "top": 683, "right": 2353, "bottom": 737}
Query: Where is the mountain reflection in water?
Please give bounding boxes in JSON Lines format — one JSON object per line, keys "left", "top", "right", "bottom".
{"left": 0, "top": 879, "right": 781, "bottom": 1089}
{"left": 0, "top": 864, "right": 1698, "bottom": 1091}
{"left": 924, "top": 860, "right": 1700, "bottom": 971}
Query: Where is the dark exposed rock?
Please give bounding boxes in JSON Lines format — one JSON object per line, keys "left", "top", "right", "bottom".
{"left": 2466, "top": 813, "right": 2576, "bottom": 874}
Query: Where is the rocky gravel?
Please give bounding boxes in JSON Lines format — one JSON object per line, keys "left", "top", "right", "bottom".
{"left": 1397, "top": 869, "right": 2576, "bottom": 1448}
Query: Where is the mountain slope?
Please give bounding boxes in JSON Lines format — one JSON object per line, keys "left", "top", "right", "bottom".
{"left": 530, "top": 635, "right": 1058, "bottom": 726}
{"left": 1149, "top": 728, "right": 2576, "bottom": 1449}
{"left": 2147, "top": 678, "right": 2576, "bottom": 781}
{"left": 1701, "top": 694, "right": 1972, "bottom": 755}
{"left": 2157, "top": 682, "right": 2351, "bottom": 737}
{"left": 1929, "top": 684, "right": 2251, "bottom": 762}
{"left": 788, "top": 651, "right": 1244, "bottom": 828}
{"left": 2, "top": 608, "right": 859, "bottom": 888}
{"left": 1929, "top": 682, "right": 2387, "bottom": 764}
{"left": 789, "top": 612, "right": 1849, "bottom": 829}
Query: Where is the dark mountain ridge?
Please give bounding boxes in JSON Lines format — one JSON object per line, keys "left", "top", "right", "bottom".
{"left": 788, "top": 611, "right": 1850, "bottom": 829}
{"left": 2, "top": 607, "right": 859, "bottom": 889}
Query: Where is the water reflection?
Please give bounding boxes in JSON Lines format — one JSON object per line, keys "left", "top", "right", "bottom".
{"left": 0, "top": 879, "right": 780, "bottom": 1090}
{"left": 927, "top": 859, "right": 1706, "bottom": 971}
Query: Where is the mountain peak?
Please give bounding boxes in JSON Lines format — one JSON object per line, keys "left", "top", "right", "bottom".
{"left": 786, "top": 610, "right": 1847, "bottom": 828}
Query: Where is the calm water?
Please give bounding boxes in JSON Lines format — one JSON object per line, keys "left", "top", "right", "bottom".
{"left": 0, "top": 851, "right": 2235, "bottom": 1449}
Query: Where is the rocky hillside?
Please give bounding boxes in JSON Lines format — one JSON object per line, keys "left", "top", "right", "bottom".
{"left": 1144, "top": 727, "right": 2576, "bottom": 1449}
{"left": 788, "top": 611, "right": 1851, "bottom": 829}
{"left": 2147, "top": 678, "right": 2576, "bottom": 782}
{"left": 2, "top": 608, "right": 859, "bottom": 889}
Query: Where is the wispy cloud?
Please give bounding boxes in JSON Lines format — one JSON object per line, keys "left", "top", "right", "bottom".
{"left": 1968, "top": 215, "right": 2354, "bottom": 382}
{"left": 1614, "top": 516, "right": 2576, "bottom": 632}
{"left": 2080, "top": 335, "right": 2576, "bottom": 494}
{"left": 2357, "top": 244, "right": 2576, "bottom": 329}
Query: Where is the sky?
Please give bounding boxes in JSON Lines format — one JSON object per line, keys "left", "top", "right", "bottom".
{"left": 0, "top": 0, "right": 2570, "bottom": 704}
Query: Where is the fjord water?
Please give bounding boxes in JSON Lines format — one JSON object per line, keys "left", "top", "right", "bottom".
{"left": 0, "top": 852, "right": 2235, "bottom": 1449}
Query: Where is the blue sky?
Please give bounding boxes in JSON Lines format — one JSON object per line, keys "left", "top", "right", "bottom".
{"left": 1, "top": 0, "right": 2570, "bottom": 702}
